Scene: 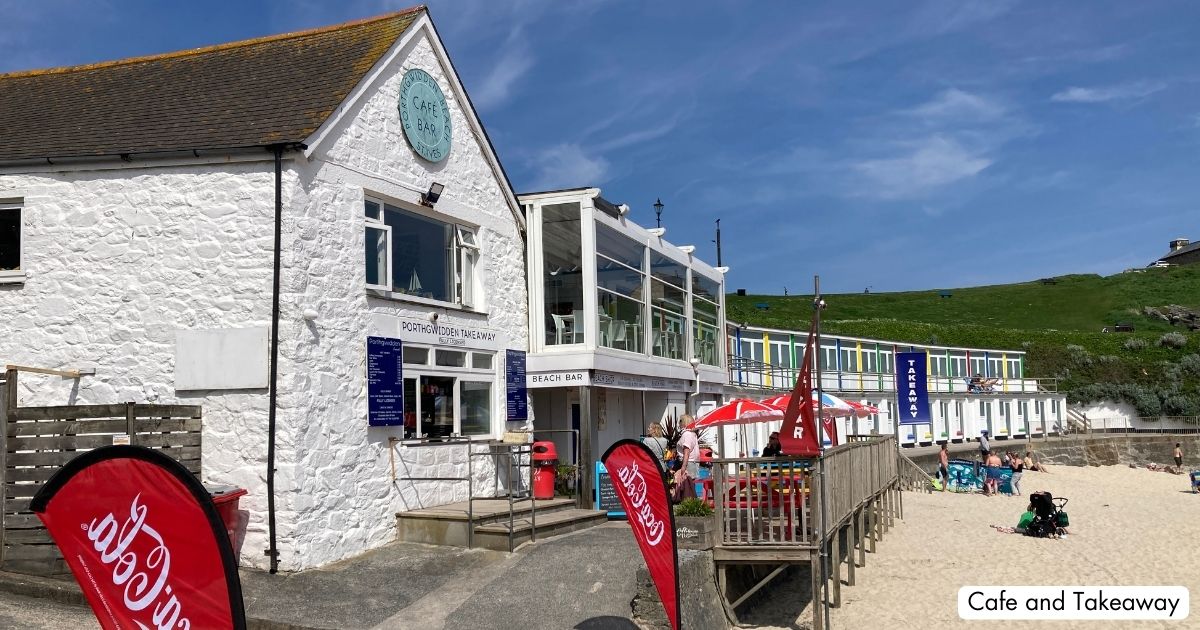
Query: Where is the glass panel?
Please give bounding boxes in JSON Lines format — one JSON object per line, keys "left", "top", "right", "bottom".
{"left": 384, "top": 204, "right": 453, "bottom": 301}
{"left": 472, "top": 352, "right": 493, "bottom": 370}
{"left": 0, "top": 208, "right": 18, "bottom": 271}
{"left": 435, "top": 349, "right": 466, "bottom": 367}
{"left": 364, "top": 199, "right": 381, "bottom": 220}
{"left": 651, "top": 280, "right": 686, "bottom": 361}
{"left": 404, "top": 378, "right": 418, "bottom": 439}
{"left": 403, "top": 346, "right": 429, "bottom": 365}
{"left": 692, "top": 273, "right": 721, "bottom": 303}
{"left": 365, "top": 225, "right": 388, "bottom": 288}
{"left": 420, "top": 376, "right": 454, "bottom": 438}
{"left": 649, "top": 252, "right": 687, "bottom": 289}
{"left": 542, "top": 203, "right": 584, "bottom": 346}
{"left": 460, "top": 381, "right": 492, "bottom": 436}
{"left": 596, "top": 256, "right": 644, "bottom": 298}
{"left": 595, "top": 223, "right": 644, "bottom": 269}
{"left": 459, "top": 247, "right": 476, "bottom": 308}
{"left": 598, "top": 290, "right": 644, "bottom": 353}
{"left": 693, "top": 298, "right": 719, "bottom": 366}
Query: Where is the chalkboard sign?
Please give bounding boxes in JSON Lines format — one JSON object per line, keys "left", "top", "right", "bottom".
{"left": 505, "top": 349, "right": 527, "bottom": 422}
{"left": 367, "top": 336, "right": 404, "bottom": 427}
{"left": 594, "top": 461, "right": 625, "bottom": 517}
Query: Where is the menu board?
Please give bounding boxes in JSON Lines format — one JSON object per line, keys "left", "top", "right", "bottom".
{"left": 594, "top": 461, "right": 625, "bottom": 517}
{"left": 367, "top": 336, "right": 404, "bottom": 427}
{"left": 505, "top": 349, "right": 528, "bottom": 422}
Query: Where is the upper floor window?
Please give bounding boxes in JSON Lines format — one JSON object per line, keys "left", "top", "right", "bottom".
{"left": 365, "top": 197, "right": 478, "bottom": 308}
{"left": 0, "top": 202, "right": 22, "bottom": 283}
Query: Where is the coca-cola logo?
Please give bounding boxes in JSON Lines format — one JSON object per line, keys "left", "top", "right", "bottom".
{"left": 616, "top": 462, "right": 665, "bottom": 546}
{"left": 82, "top": 494, "right": 191, "bottom": 630}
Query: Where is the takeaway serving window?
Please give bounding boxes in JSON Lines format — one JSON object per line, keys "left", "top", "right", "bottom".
{"left": 365, "top": 197, "right": 479, "bottom": 308}
{"left": 401, "top": 346, "right": 497, "bottom": 439}
{"left": 0, "top": 203, "right": 21, "bottom": 282}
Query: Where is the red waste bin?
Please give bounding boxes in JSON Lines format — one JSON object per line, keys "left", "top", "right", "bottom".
{"left": 532, "top": 441, "right": 558, "bottom": 500}
{"left": 205, "top": 484, "right": 248, "bottom": 551}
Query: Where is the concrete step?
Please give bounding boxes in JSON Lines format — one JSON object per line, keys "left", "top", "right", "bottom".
{"left": 395, "top": 497, "right": 583, "bottom": 548}
{"left": 472, "top": 508, "right": 610, "bottom": 551}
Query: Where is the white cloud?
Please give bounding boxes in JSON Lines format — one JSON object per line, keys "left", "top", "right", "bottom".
{"left": 905, "top": 88, "right": 1006, "bottom": 122}
{"left": 470, "top": 29, "right": 535, "bottom": 111}
{"left": 1050, "top": 82, "right": 1166, "bottom": 103}
{"left": 853, "top": 135, "right": 991, "bottom": 199}
{"left": 527, "top": 144, "right": 610, "bottom": 191}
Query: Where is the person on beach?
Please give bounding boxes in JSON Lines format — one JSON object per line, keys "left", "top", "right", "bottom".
{"left": 1008, "top": 452, "right": 1024, "bottom": 496}
{"left": 1175, "top": 443, "right": 1184, "bottom": 468}
{"left": 984, "top": 451, "right": 1004, "bottom": 496}
{"left": 1024, "top": 450, "right": 1049, "bottom": 473}
{"left": 938, "top": 443, "right": 950, "bottom": 492}
{"left": 761, "top": 432, "right": 782, "bottom": 457}
{"left": 641, "top": 423, "right": 668, "bottom": 464}
{"left": 673, "top": 420, "right": 699, "bottom": 502}
{"left": 979, "top": 430, "right": 990, "bottom": 460}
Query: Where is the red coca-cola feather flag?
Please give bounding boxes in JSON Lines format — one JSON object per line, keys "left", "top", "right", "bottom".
{"left": 601, "top": 440, "right": 680, "bottom": 630}
{"left": 778, "top": 321, "right": 822, "bottom": 457}
{"left": 31, "top": 445, "right": 246, "bottom": 630}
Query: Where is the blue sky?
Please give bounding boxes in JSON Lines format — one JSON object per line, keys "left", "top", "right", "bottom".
{"left": 4, "top": 0, "right": 1199, "bottom": 294}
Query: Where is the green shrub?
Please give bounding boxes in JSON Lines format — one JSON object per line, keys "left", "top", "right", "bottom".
{"left": 1159, "top": 332, "right": 1188, "bottom": 349}
{"left": 674, "top": 498, "right": 713, "bottom": 517}
{"left": 1123, "top": 338, "right": 1148, "bottom": 351}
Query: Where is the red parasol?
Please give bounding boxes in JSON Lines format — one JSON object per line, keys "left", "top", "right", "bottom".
{"left": 845, "top": 400, "right": 879, "bottom": 417}
{"left": 686, "top": 398, "right": 784, "bottom": 430}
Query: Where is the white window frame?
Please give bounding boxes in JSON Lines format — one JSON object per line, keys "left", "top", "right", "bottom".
{"left": 364, "top": 194, "right": 480, "bottom": 310}
{"left": 0, "top": 200, "right": 24, "bottom": 284}
{"left": 399, "top": 345, "right": 499, "bottom": 441}
{"left": 365, "top": 223, "right": 392, "bottom": 292}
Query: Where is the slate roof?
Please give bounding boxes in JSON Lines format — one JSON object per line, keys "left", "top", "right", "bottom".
{"left": 0, "top": 7, "right": 423, "bottom": 163}
{"left": 1156, "top": 240, "right": 1200, "bottom": 262}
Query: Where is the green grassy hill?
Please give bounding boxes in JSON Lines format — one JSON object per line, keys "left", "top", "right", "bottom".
{"left": 727, "top": 266, "right": 1200, "bottom": 419}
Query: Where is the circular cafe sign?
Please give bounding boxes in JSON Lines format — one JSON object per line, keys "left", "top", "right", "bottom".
{"left": 399, "top": 68, "right": 452, "bottom": 163}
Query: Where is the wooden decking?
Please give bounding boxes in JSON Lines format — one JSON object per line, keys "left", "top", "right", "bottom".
{"left": 709, "top": 436, "right": 903, "bottom": 630}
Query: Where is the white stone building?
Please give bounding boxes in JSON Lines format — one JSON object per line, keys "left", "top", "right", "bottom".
{"left": 0, "top": 8, "right": 529, "bottom": 571}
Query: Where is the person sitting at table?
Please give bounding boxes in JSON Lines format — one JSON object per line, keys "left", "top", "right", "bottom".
{"left": 969, "top": 374, "right": 984, "bottom": 393}
{"left": 761, "top": 432, "right": 782, "bottom": 457}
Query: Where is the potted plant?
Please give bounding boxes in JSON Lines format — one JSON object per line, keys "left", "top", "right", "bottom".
{"left": 554, "top": 463, "right": 578, "bottom": 498}
{"left": 673, "top": 498, "right": 714, "bottom": 550}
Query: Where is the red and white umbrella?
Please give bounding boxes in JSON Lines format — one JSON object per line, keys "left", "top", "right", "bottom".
{"left": 687, "top": 398, "right": 784, "bottom": 430}
{"left": 846, "top": 400, "right": 880, "bottom": 418}
{"left": 760, "top": 393, "right": 854, "bottom": 418}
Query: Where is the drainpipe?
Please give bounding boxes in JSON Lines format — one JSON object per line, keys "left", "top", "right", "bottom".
{"left": 266, "top": 145, "right": 284, "bottom": 573}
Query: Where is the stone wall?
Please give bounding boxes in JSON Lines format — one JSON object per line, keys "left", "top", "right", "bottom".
{"left": 907, "top": 435, "right": 1200, "bottom": 472}
{"left": 633, "top": 549, "right": 728, "bottom": 630}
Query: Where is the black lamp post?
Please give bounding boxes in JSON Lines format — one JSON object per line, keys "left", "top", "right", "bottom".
{"left": 653, "top": 198, "right": 664, "bottom": 228}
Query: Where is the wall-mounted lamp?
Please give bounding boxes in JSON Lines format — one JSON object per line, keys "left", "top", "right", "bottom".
{"left": 647, "top": 227, "right": 666, "bottom": 238}
{"left": 678, "top": 245, "right": 695, "bottom": 255}
{"left": 715, "top": 266, "right": 730, "bottom": 274}
{"left": 618, "top": 203, "right": 630, "bottom": 216}
{"left": 420, "top": 182, "right": 445, "bottom": 207}
{"left": 301, "top": 308, "right": 319, "bottom": 321}
{"left": 689, "top": 357, "right": 702, "bottom": 370}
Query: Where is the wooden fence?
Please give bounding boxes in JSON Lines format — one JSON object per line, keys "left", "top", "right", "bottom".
{"left": 711, "top": 436, "right": 903, "bottom": 630}
{"left": 0, "top": 369, "right": 202, "bottom": 575}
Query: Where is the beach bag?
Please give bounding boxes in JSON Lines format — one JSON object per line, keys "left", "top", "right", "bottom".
{"left": 1017, "top": 511, "right": 1034, "bottom": 530}
{"left": 1056, "top": 511, "right": 1069, "bottom": 528}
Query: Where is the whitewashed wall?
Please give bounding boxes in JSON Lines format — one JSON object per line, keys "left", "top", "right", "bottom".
{"left": 0, "top": 25, "right": 528, "bottom": 572}
{"left": 0, "top": 161, "right": 279, "bottom": 566}
{"left": 275, "top": 27, "right": 528, "bottom": 569}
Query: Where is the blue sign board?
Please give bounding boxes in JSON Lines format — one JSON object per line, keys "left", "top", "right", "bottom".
{"left": 895, "top": 351, "right": 931, "bottom": 425}
{"left": 595, "top": 461, "right": 625, "bottom": 518}
{"left": 367, "top": 336, "right": 404, "bottom": 427}
{"left": 399, "top": 68, "right": 453, "bottom": 163}
{"left": 505, "top": 349, "right": 527, "bottom": 422}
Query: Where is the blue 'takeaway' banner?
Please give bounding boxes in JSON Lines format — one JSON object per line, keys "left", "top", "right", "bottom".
{"left": 895, "top": 351, "right": 931, "bottom": 425}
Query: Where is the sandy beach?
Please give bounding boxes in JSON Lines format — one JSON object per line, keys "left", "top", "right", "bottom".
{"left": 748, "top": 464, "right": 1200, "bottom": 630}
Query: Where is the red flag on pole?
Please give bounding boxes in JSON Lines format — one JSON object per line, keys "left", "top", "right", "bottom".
{"left": 778, "top": 322, "right": 822, "bottom": 457}
{"left": 602, "top": 440, "right": 680, "bottom": 630}
{"left": 31, "top": 445, "right": 246, "bottom": 630}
